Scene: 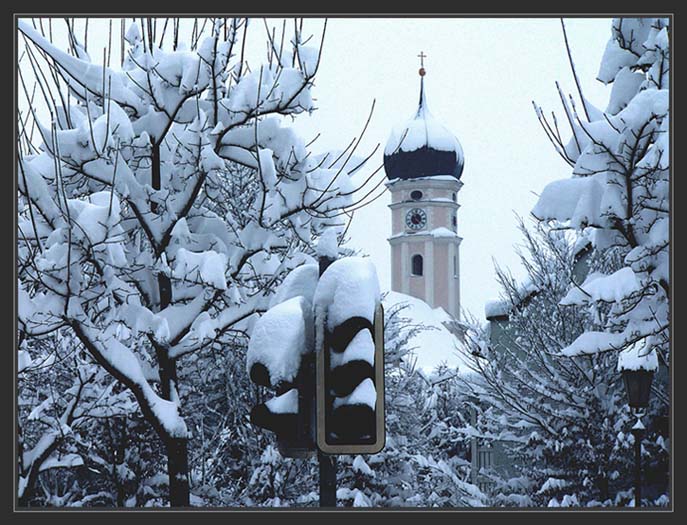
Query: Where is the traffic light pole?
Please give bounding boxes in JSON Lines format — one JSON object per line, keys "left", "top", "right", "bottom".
{"left": 318, "top": 255, "right": 337, "bottom": 507}
{"left": 318, "top": 451, "right": 337, "bottom": 507}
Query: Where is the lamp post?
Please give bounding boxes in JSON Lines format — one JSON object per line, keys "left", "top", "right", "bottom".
{"left": 620, "top": 367, "right": 655, "bottom": 508}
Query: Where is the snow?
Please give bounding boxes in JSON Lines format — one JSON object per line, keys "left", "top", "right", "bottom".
{"left": 384, "top": 87, "right": 463, "bottom": 157}
{"left": 331, "top": 329, "right": 375, "bottom": 369}
{"left": 597, "top": 36, "right": 637, "bottom": 84}
{"left": 388, "top": 227, "right": 460, "bottom": 241}
{"left": 316, "top": 228, "right": 339, "bottom": 259}
{"left": 258, "top": 148, "right": 278, "bottom": 189}
{"left": 560, "top": 268, "right": 642, "bottom": 306}
{"left": 246, "top": 296, "right": 313, "bottom": 387}
{"left": 313, "top": 257, "right": 380, "bottom": 332}
{"left": 352, "top": 455, "right": 375, "bottom": 477}
{"left": 561, "top": 327, "right": 650, "bottom": 358}
{"left": 606, "top": 67, "right": 645, "bottom": 114}
{"left": 268, "top": 263, "right": 319, "bottom": 309}
{"left": 18, "top": 350, "right": 33, "bottom": 373}
{"left": 294, "top": 44, "right": 318, "bottom": 76}
{"left": 485, "top": 299, "right": 509, "bottom": 319}
{"left": 537, "top": 477, "right": 569, "bottom": 495}
{"left": 429, "top": 227, "right": 459, "bottom": 238}
{"left": 18, "top": 21, "right": 147, "bottom": 116}
{"left": 172, "top": 248, "right": 228, "bottom": 290}
{"left": 265, "top": 388, "right": 298, "bottom": 414}
{"left": 228, "top": 65, "right": 313, "bottom": 116}
{"left": 333, "top": 377, "right": 376, "bottom": 409}
{"left": 485, "top": 279, "right": 539, "bottom": 319}
{"left": 617, "top": 339, "right": 658, "bottom": 372}
{"left": 39, "top": 453, "right": 84, "bottom": 472}
{"left": 68, "top": 192, "right": 124, "bottom": 249}
{"left": 125, "top": 21, "right": 141, "bottom": 44}
{"left": 531, "top": 177, "right": 605, "bottom": 228}
{"left": 383, "top": 291, "right": 469, "bottom": 374}
{"left": 77, "top": 323, "right": 189, "bottom": 438}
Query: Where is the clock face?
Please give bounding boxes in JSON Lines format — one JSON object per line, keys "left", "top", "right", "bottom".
{"left": 405, "top": 208, "right": 427, "bottom": 230}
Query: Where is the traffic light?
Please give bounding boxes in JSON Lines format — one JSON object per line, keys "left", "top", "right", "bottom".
{"left": 315, "top": 258, "right": 385, "bottom": 454}
{"left": 246, "top": 295, "right": 316, "bottom": 457}
{"left": 246, "top": 255, "right": 385, "bottom": 458}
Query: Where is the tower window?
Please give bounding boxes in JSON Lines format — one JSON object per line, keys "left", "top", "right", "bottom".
{"left": 410, "top": 190, "right": 423, "bottom": 201}
{"left": 452, "top": 192, "right": 457, "bottom": 202}
{"left": 452, "top": 215, "right": 457, "bottom": 227}
{"left": 411, "top": 254, "right": 423, "bottom": 276}
{"left": 454, "top": 255, "right": 458, "bottom": 277}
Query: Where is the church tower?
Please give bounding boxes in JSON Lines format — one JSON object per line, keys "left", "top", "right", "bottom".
{"left": 384, "top": 57, "right": 465, "bottom": 320}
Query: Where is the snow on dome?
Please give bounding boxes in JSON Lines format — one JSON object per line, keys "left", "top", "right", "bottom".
{"left": 384, "top": 104, "right": 462, "bottom": 156}
{"left": 383, "top": 77, "right": 464, "bottom": 181}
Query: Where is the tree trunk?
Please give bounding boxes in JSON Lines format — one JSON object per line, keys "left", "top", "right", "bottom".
{"left": 166, "top": 436, "right": 190, "bottom": 507}
{"left": 157, "top": 275, "right": 190, "bottom": 507}
{"left": 151, "top": 141, "right": 191, "bottom": 508}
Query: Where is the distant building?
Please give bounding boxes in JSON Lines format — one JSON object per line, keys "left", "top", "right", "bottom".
{"left": 472, "top": 243, "right": 596, "bottom": 492}
{"left": 479, "top": 241, "right": 668, "bottom": 498}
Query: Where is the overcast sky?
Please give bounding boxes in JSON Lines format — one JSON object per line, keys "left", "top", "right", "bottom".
{"left": 286, "top": 17, "right": 613, "bottom": 319}
{"left": 19, "top": 16, "right": 614, "bottom": 320}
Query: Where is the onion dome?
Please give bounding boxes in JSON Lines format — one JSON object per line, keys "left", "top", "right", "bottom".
{"left": 384, "top": 67, "right": 464, "bottom": 181}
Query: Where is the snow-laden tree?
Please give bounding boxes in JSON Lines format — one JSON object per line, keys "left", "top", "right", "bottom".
{"left": 18, "top": 329, "right": 143, "bottom": 506}
{"left": 17, "top": 17, "right": 377, "bottom": 506}
{"left": 531, "top": 18, "right": 669, "bottom": 365}
{"left": 459, "top": 222, "right": 669, "bottom": 507}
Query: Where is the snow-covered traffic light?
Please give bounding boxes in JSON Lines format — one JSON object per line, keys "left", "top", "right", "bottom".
{"left": 314, "top": 257, "right": 385, "bottom": 454}
{"left": 246, "top": 295, "right": 316, "bottom": 456}
{"left": 245, "top": 251, "right": 385, "bottom": 457}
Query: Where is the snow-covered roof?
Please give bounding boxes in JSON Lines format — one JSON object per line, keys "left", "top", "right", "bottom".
{"left": 383, "top": 291, "right": 470, "bottom": 375}
{"left": 484, "top": 279, "right": 540, "bottom": 321}
{"left": 484, "top": 299, "right": 510, "bottom": 320}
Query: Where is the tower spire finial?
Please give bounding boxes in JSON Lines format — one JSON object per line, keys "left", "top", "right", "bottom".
{"left": 417, "top": 51, "right": 427, "bottom": 111}
{"left": 418, "top": 51, "right": 427, "bottom": 76}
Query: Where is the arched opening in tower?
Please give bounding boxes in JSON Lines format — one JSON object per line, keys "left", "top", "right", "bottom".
{"left": 411, "top": 254, "right": 424, "bottom": 276}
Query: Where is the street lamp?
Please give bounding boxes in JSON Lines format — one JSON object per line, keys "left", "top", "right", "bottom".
{"left": 619, "top": 342, "right": 657, "bottom": 508}
{"left": 621, "top": 369, "right": 654, "bottom": 412}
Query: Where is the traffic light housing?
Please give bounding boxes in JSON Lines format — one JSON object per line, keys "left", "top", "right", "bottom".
{"left": 316, "top": 302, "right": 385, "bottom": 454}
{"left": 246, "top": 254, "right": 385, "bottom": 458}
{"left": 246, "top": 296, "right": 316, "bottom": 458}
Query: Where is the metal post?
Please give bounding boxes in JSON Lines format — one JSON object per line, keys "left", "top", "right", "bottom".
{"left": 470, "top": 407, "right": 478, "bottom": 486}
{"left": 319, "top": 451, "right": 337, "bottom": 507}
{"left": 632, "top": 426, "right": 644, "bottom": 508}
{"left": 318, "top": 255, "right": 337, "bottom": 507}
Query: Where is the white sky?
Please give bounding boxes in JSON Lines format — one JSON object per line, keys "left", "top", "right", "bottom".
{"left": 287, "top": 17, "right": 613, "bottom": 319}
{"left": 19, "top": 16, "right": 614, "bottom": 320}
